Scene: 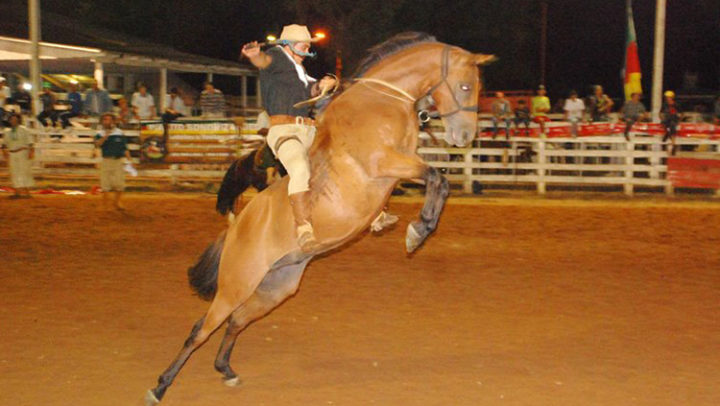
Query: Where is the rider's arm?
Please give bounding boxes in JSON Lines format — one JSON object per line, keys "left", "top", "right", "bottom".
{"left": 242, "top": 42, "right": 272, "bottom": 69}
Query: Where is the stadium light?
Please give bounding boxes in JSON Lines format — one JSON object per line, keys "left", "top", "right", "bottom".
{"left": 266, "top": 35, "right": 277, "bottom": 42}
{"left": 314, "top": 31, "right": 327, "bottom": 40}
{"left": 22, "top": 82, "right": 32, "bottom": 91}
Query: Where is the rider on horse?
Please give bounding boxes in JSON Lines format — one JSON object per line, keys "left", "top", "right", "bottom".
{"left": 242, "top": 24, "right": 397, "bottom": 252}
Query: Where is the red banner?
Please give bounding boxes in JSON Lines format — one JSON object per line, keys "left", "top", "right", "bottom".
{"left": 479, "top": 122, "right": 720, "bottom": 139}
{"left": 667, "top": 157, "right": 720, "bottom": 189}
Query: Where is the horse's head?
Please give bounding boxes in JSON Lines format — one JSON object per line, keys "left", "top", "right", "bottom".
{"left": 427, "top": 47, "right": 495, "bottom": 147}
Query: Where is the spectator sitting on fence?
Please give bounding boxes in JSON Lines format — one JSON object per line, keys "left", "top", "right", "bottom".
{"left": 531, "top": 85, "right": 551, "bottom": 136}
{"left": 587, "top": 85, "right": 614, "bottom": 122}
{"left": 491, "top": 91, "right": 512, "bottom": 140}
{"left": 60, "top": 82, "right": 83, "bottom": 131}
{"left": 1, "top": 113, "right": 34, "bottom": 199}
{"left": 514, "top": 99, "right": 531, "bottom": 136}
{"left": 11, "top": 84, "right": 32, "bottom": 115}
{"left": 84, "top": 80, "right": 113, "bottom": 117}
{"left": 199, "top": 81, "right": 226, "bottom": 118}
{"left": 131, "top": 84, "right": 156, "bottom": 120}
{"left": 661, "top": 90, "right": 682, "bottom": 155}
{"left": 620, "top": 92, "right": 648, "bottom": 141}
{"left": 93, "top": 112, "right": 131, "bottom": 210}
{"left": 563, "top": 90, "right": 585, "bottom": 138}
{"left": 161, "top": 87, "right": 186, "bottom": 141}
{"left": 37, "top": 82, "right": 59, "bottom": 129}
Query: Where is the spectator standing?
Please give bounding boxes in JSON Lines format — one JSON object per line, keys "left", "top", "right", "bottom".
{"left": 491, "top": 91, "right": 512, "bottom": 140}
{"left": 60, "top": 82, "right": 83, "bottom": 130}
{"left": 531, "top": 85, "right": 551, "bottom": 136}
{"left": 94, "top": 113, "right": 130, "bottom": 210}
{"left": 0, "top": 77, "right": 10, "bottom": 110}
{"left": 661, "top": 90, "right": 682, "bottom": 153}
{"left": 514, "top": 99, "right": 531, "bottom": 136}
{"left": 37, "top": 82, "right": 58, "bottom": 128}
{"left": 12, "top": 84, "right": 32, "bottom": 114}
{"left": 563, "top": 90, "right": 585, "bottom": 137}
{"left": 131, "top": 84, "right": 156, "bottom": 120}
{"left": 620, "top": 92, "right": 648, "bottom": 141}
{"left": 587, "top": 85, "right": 614, "bottom": 122}
{"left": 1, "top": 113, "right": 34, "bottom": 198}
{"left": 84, "top": 80, "right": 113, "bottom": 117}
{"left": 199, "top": 82, "right": 226, "bottom": 118}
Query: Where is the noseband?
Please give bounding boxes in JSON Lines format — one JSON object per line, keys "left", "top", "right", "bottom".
{"left": 354, "top": 45, "right": 478, "bottom": 120}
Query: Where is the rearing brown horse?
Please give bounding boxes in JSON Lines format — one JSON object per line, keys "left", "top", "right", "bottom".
{"left": 146, "top": 32, "right": 494, "bottom": 405}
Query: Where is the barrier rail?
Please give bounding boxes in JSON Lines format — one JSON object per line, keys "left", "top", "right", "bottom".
{"left": 3, "top": 120, "right": 720, "bottom": 195}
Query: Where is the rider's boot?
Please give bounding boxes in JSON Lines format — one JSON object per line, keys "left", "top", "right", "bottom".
{"left": 289, "top": 191, "right": 319, "bottom": 252}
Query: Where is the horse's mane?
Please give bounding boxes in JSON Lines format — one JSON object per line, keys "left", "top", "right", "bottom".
{"left": 314, "top": 32, "right": 437, "bottom": 116}
{"left": 352, "top": 32, "right": 438, "bottom": 78}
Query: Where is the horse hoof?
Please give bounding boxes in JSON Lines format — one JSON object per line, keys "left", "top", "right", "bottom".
{"left": 405, "top": 223, "right": 422, "bottom": 253}
{"left": 223, "top": 376, "right": 242, "bottom": 387}
{"left": 144, "top": 389, "right": 160, "bottom": 406}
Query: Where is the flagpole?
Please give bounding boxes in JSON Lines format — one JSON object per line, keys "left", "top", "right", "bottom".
{"left": 651, "top": 0, "right": 666, "bottom": 122}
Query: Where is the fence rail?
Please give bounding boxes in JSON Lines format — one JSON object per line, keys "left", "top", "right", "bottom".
{"left": 3, "top": 123, "right": 720, "bottom": 195}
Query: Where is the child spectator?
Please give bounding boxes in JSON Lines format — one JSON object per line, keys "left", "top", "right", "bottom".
{"left": 531, "top": 85, "right": 551, "bottom": 136}
{"left": 514, "top": 99, "right": 531, "bottom": 136}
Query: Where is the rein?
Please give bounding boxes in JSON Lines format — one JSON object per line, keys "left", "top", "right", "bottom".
{"left": 353, "top": 45, "right": 477, "bottom": 119}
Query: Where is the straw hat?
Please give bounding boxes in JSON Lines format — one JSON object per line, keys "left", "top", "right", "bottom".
{"left": 279, "top": 24, "right": 320, "bottom": 43}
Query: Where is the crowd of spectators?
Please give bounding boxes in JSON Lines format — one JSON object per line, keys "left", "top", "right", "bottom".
{"left": 0, "top": 76, "right": 229, "bottom": 132}
{"left": 488, "top": 84, "right": 720, "bottom": 145}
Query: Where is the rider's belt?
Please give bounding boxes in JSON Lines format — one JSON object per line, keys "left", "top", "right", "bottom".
{"left": 269, "top": 115, "right": 315, "bottom": 127}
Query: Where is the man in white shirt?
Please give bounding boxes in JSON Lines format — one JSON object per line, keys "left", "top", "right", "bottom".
{"left": 563, "top": 90, "right": 585, "bottom": 137}
{"left": 131, "top": 84, "right": 156, "bottom": 120}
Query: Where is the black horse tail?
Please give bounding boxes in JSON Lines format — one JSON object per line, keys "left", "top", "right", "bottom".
{"left": 216, "top": 154, "right": 255, "bottom": 215}
{"left": 187, "top": 230, "right": 226, "bottom": 301}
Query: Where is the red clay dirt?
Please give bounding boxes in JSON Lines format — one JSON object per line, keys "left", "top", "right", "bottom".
{"left": 0, "top": 193, "right": 718, "bottom": 406}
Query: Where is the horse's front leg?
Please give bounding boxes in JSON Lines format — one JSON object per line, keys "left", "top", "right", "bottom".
{"left": 405, "top": 165, "right": 449, "bottom": 252}
{"left": 374, "top": 153, "right": 450, "bottom": 253}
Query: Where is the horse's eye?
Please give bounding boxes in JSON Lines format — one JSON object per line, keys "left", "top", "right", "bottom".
{"left": 460, "top": 84, "right": 471, "bottom": 92}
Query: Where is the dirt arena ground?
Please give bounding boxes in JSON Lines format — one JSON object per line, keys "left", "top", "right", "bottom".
{"left": 0, "top": 193, "right": 718, "bottom": 406}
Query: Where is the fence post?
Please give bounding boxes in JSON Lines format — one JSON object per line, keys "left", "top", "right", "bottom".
{"left": 537, "top": 139, "right": 546, "bottom": 194}
{"left": 624, "top": 140, "right": 634, "bottom": 196}
{"left": 463, "top": 148, "right": 473, "bottom": 194}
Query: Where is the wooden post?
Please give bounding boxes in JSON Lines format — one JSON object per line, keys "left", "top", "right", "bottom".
{"left": 241, "top": 75, "right": 248, "bottom": 112}
{"left": 624, "top": 140, "right": 634, "bottom": 196}
{"left": 94, "top": 61, "right": 104, "bottom": 89}
{"left": 29, "top": 0, "right": 42, "bottom": 117}
{"left": 159, "top": 67, "right": 167, "bottom": 114}
{"left": 537, "top": 139, "right": 546, "bottom": 194}
{"left": 463, "top": 148, "right": 473, "bottom": 194}
{"left": 256, "top": 77, "right": 262, "bottom": 107}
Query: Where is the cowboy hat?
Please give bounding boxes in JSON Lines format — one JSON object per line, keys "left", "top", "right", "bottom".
{"left": 279, "top": 24, "right": 321, "bottom": 43}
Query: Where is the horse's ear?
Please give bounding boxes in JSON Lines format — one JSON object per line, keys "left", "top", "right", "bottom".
{"left": 474, "top": 54, "right": 498, "bottom": 66}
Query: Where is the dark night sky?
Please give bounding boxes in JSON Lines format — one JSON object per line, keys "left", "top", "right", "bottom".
{"left": 24, "top": 1, "right": 720, "bottom": 100}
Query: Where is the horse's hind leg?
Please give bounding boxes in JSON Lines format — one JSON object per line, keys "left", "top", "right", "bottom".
{"left": 145, "top": 296, "right": 238, "bottom": 405}
{"left": 213, "top": 259, "right": 311, "bottom": 386}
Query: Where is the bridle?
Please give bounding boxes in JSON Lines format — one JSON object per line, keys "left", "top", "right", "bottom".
{"left": 354, "top": 45, "right": 478, "bottom": 121}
